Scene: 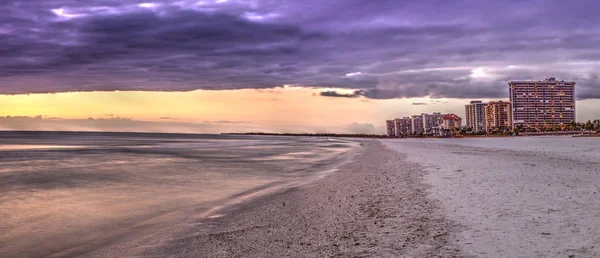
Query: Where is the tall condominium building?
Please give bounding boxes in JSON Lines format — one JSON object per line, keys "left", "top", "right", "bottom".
{"left": 465, "top": 100, "right": 487, "bottom": 132}
{"left": 509, "top": 78, "right": 576, "bottom": 129}
{"left": 394, "top": 117, "right": 412, "bottom": 137}
{"left": 385, "top": 120, "right": 395, "bottom": 137}
{"left": 422, "top": 113, "right": 446, "bottom": 134}
{"left": 485, "top": 101, "right": 512, "bottom": 131}
{"left": 410, "top": 115, "right": 425, "bottom": 134}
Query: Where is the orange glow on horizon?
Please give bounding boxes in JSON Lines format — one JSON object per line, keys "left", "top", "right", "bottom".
{"left": 0, "top": 87, "right": 385, "bottom": 133}
{"left": 3, "top": 88, "right": 597, "bottom": 133}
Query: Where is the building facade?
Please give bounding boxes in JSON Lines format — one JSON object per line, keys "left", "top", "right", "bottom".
{"left": 385, "top": 120, "right": 395, "bottom": 137}
{"left": 485, "top": 101, "right": 512, "bottom": 132}
{"left": 410, "top": 115, "right": 425, "bottom": 135}
{"left": 422, "top": 113, "right": 446, "bottom": 135}
{"left": 509, "top": 78, "right": 576, "bottom": 129}
{"left": 394, "top": 117, "right": 412, "bottom": 137}
{"left": 465, "top": 100, "right": 487, "bottom": 132}
{"left": 386, "top": 112, "right": 459, "bottom": 137}
{"left": 443, "top": 114, "right": 462, "bottom": 130}
{"left": 443, "top": 114, "right": 462, "bottom": 136}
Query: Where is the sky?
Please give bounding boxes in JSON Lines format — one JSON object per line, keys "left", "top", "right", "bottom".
{"left": 1, "top": 0, "right": 600, "bottom": 133}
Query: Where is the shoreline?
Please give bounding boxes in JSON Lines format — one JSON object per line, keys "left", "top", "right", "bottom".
{"left": 0, "top": 135, "right": 360, "bottom": 258}
{"left": 141, "top": 140, "right": 465, "bottom": 257}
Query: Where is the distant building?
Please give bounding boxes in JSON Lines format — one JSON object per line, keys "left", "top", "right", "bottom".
{"left": 465, "top": 100, "right": 487, "bottom": 132}
{"left": 509, "top": 78, "right": 576, "bottom": 129}
{"left": 485, "top": 101, "right": 512, "bottom": 132}
{"left": 394, "top": 117, "right": 412, "bottom": 137}
{"left": 386, "top": 112, "right": 460, "bottom": 136}
{"left": 443, "top": 114, "right": 462, "bottom": 131}
{"left": 385, "top": 120, "right": 395, "bottom": 137}
{"left": 411, "top": 115, "right": 425, "bottom": 135}
{"left": 422, "top": 113, "right": 446, "bottom": 135}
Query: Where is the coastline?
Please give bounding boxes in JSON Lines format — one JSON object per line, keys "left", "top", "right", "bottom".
{"left": 0, "top": 134, "right": 360, "bottom": 258}
{"left": 141, "top": 140, "right": 465, "bottom": 257}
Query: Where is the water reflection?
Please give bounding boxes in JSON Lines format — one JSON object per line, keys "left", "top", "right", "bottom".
{"left": 0, "top": 132, "right": 357, "bottom": 258}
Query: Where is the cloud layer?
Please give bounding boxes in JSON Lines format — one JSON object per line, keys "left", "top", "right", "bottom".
{"left": 2, "top": 0, "right": 600, "bottom": 99}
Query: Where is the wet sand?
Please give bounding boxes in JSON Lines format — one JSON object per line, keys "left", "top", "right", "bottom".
{"left": 142, "top": 140, "right": 464, "bottom": 257}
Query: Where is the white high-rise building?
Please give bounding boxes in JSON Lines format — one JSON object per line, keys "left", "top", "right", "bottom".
{"left": 465, "top": 101, "right": 487, "bottom": 132}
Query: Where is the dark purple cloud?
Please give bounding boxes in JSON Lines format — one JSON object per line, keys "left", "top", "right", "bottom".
{"left": 320, "top": 91, "right": 360, "bottom": 98}
{"left": 1, "top": 0, "right": 600, "bottom": 99}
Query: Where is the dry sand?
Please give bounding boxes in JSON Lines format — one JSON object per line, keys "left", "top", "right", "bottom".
{"left": 140, "top": 140, "right": 465, "bottom": 257}
{"left": 383, "top": 137, "right": 600, "bottom": 258}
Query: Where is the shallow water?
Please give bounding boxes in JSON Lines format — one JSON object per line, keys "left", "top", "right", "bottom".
{"left": 0, "top": 131, "right": 358, "bottom": 258}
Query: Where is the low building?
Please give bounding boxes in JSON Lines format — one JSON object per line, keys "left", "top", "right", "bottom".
{"left": 385, "top": 120, "right": 395, "bottom": 137}
{"left": 485, "top": 101, "right": 512, "bottom": 132}
{"left": 443, "top": 114, "right": 462, "bottom": 131}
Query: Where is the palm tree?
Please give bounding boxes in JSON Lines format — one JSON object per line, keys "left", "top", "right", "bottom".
{"left": 569, "top": 121, "right": 576, "bottom": 130}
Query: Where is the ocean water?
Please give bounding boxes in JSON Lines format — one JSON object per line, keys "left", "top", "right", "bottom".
{"left": 0, "top": 131, "right": 358, "bottom": 258}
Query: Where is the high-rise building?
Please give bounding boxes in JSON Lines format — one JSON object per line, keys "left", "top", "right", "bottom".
{"left": 485, "top": 101, "right": 512, "bottom": 131}
{"left": 422, "top": 113, "right": 446, "bottom": 135}
{"left": 509, "top": 78, "right": 576, "bottom": 129}
{"left": 394, "top": 117, "right": 412, "bottom": 137}
{"left": 386, "top": 112, "right": 458, "bottom": 136}
{"left": 465, "top": 100, "right": 487, "bottom": 132}
{"left": 385, "top": 120, "right": 395, "bottom": 137}
{"left": 410, "top": 115, "right": 425, "bottom": 134}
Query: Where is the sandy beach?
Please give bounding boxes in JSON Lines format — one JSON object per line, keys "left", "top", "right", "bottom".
{"left": 140, "top": 140, "right": 464, "bottom": 257}
{"left": 384, "top": 137, "right": 600, "bottom": 258}
{"left": 143, "top": 137, "right": 600, "bottom": 258}
{"left": 4, "top": 135, "right": 600, "bottom": 257}
{"left": 4, "top": 135, "right": 466, "bottom": 257}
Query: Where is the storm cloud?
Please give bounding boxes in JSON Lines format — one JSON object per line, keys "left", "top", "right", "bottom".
{"left": 2, "top": 0, "right": 600, "bottom": 99}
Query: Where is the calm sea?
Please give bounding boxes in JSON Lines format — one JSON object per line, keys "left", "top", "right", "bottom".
{"left": 0, "top": 131, "right": 358, "bottom": 258}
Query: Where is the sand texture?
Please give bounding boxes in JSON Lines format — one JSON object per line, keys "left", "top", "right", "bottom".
{"left": 142, "top": 140, "right": 465, "bottom": 257}
{"left": 383, "top": 137, "right": 600, "bottom": 258}
{"left": 11, "top": 136, "right": 594, "bottom": 257}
